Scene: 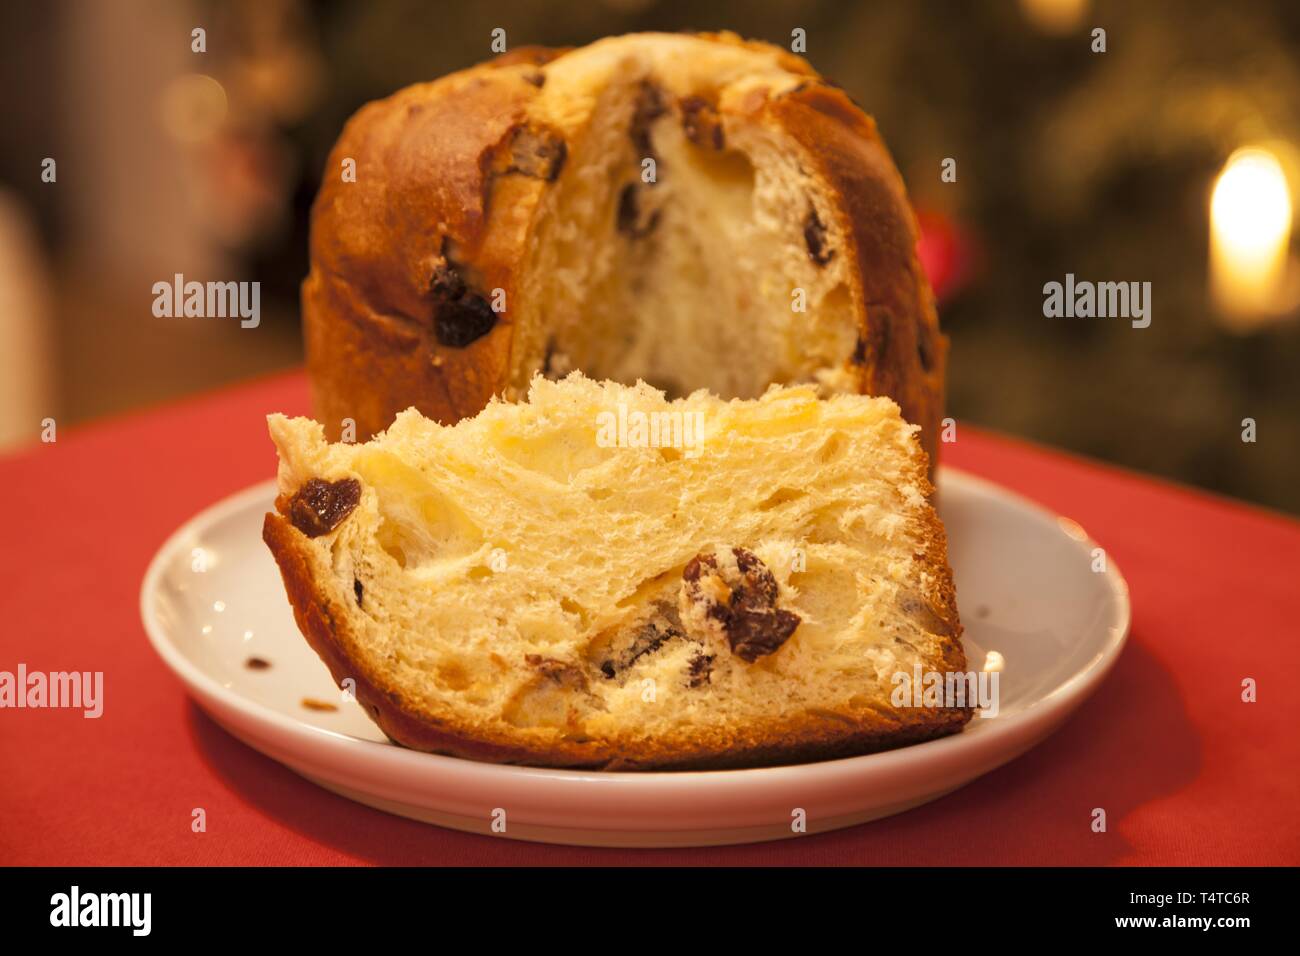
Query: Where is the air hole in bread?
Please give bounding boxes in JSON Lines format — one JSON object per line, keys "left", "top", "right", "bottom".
{"left": 558, "top": 597, "right": 592, "bottom": 631}
{"left": 353, "top": 450, "right": 484, "bottom": 568}
{"left": 503, "top": 655, "right": 600, "bottom": 728}
{"left": 757, "top": 487, "right": 808, "bottom": 510}
{"left": 804, "top": 502, "right": 852, "bottom": 544}
{"left": 787, "top": 563, "right": 858, "bottom": 638}
{"left": 816, "top": 432, "right": 846, "bottom": 462}
{"left": 488, "top": 424, "right": 611, "bottom": 483}
{"left": 688, "top": 139, "right": 754, "bottom": 190}
{"left": 437, "top": 661, "right": 473, "bottom": 692}
{"left": 615, "top": 568, "right": 678, "bottom": 609}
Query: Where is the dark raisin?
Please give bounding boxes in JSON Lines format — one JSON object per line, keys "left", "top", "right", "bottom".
{"left": 616, "top": 184, "right": 660, "bottom": 239}
{"left": 681, "top": 547, "right": 801, "bottom": 662}
{"left": 687, "top": 653, "right": 714, "bottom": 688}
{"left": 617, "top": 185, "right": 638, "bottom": 233}
{"left": 428, "top": 257, "right": 497, "bottom": 347}
{"left": 728, "top": 607, "right": 801, "bottom": 663}
{"left": 525, "top": 654, "right": 588, "bottom": 690}
{"left": 682, "top": 551, "right": 717, "bottom": 582}
{"left": 917, "top": 331, "right": 935, "bottom": 373}
{"left": 804, "top": 208, "right": 834, "bottom": 266}
{"left": 724, "top": 548, "right": 799, "bottom": 661}
{"left": 626, "top": 619, "right": 677, "bottom": 666}
{"left": 732, "top": 547, "right": 779, "bottom": 607}
{"left": 245, "top": 657, "right": 271, "bottom": 671}
{"left": 435, "top": 293, "right": 497, "bottom": 347}
{"left": 679, "top": 95, "right": 724, "bottom": 150}
{"left": 288, "top": 478, "right": 361, "bottom": 538}
{"left": 630, "top": 81, "right": 667, "bottom": 156}
{"left": 524, "top": 71, "right": 545, "bottom": 88}
{"left": 682, "top": 552, "right": 732, "bottom": 624}
{"left": 353, "top": 577, "right": 364, "bottom": 607}
{"left": 505, "top": 125, "right": 567, "bottom": 181}
{"left": 851, "top": 335, "right": 868, "bottom": 365}
{"left": 599, "top": 607, "right": 686, "bottom": 679}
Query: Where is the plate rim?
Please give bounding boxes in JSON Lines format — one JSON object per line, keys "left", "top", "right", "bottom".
{"left": 140, "top": 466, "right": 1132, "bottom": 788}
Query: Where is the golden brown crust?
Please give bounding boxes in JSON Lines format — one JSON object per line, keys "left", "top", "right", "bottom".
{"left": 303, "top": 64, "right": 539, "bottom": 432}
{"left": 263, "top": 485, "right": 970, "bottom": 771}
{"left": 767, "top": 82, "right": 947, "bottom": 466}
{"left": 302, "top": 32, "right": 945, "bottom": 467}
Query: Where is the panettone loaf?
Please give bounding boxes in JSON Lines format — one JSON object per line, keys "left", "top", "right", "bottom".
{"left": 263, "top": 374, "right": 969, "bottom": 770}
{"left": 303, "top": 31, "right": 946, "bottom": 465}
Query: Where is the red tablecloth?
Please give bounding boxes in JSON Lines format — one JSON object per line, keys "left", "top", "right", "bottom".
{"left": 2, "top": 371, "right": 1297, "bottom": 865}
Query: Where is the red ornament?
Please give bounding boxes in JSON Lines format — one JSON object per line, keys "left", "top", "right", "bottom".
{"left": 915, "top": 208, "right": 975, "bottom": 302}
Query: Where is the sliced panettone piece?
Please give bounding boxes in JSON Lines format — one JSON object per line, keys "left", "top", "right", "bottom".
{"left": 263, "top": 374, "right": 970, "bottom": 770}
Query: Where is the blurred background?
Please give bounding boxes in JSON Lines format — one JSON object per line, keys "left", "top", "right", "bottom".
{"left": 1, "top": 0, "right": 1298, "bottom": 512}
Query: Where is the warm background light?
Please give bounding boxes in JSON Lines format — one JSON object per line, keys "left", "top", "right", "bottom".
{"left": 159, "top": 73, "right": 228, "bottom": 145}
{"left": 1210, "top": 147, "right": 1293, "bottom": 327}
{"left": 1019, "top": 0, "right": 1089, "bottom": 35}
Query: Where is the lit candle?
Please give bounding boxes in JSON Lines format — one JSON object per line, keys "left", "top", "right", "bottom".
{"left": 1209, "top": 147, "right": 1292, "bottom": 328}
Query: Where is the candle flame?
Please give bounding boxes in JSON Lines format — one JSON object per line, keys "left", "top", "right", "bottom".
{"left": 1212, "top": 149, "right": 1291, "bottom": 258}
{"left": 1210, "top": 147, "right": 1293, "bottom": 324}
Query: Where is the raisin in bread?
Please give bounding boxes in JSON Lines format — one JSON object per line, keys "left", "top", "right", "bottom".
{"left": 303, "top": 31, "right": 945, "bottom": 468}
{"left": 263, "top": 375, "right": 969, "bottom": 770}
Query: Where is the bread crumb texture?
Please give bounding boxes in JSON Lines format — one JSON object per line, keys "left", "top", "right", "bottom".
{"left": 265, "top": 374, "right": 968, "bottom": 769}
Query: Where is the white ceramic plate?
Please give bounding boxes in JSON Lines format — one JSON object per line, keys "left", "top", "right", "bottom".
{"left": 141, "top": 468, "right": 1129, "bottom": 847}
